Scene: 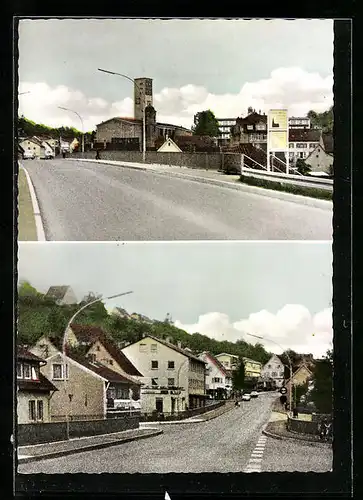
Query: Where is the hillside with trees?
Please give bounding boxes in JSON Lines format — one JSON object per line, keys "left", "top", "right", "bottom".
{"left": 17, "top": 281, "right": 272, "bottom": 364}
{"left": 17, "top": 115, "right": 95, "bottom": 143}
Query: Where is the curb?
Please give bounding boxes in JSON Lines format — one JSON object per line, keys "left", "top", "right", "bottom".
{"left": 71, "top": 158, "right": 332, "bottom": 210}
{"left": 17, "top": 429, "right": 163, "bottom": 464}
{"left": 19, "top": 162, "right": 46, "bottom": 241}
{"left": 140, "top": 404, "right": 234, "bottom": 426}
{"left": 262, "top": 427, "right": 331, "bottom": 446}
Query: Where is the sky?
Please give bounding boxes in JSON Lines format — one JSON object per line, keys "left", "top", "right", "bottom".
{"left": 18, "top": 241, "right": 333, "bottom": 358}
{"left": 17, "top": 18, "right": 334, "bottom": 132}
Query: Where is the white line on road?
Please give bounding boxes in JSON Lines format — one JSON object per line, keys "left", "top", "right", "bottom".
{"left": 19, "top": 162, "right": 46, "bottom": 241}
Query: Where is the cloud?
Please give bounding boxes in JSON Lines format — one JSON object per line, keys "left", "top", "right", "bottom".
{"left": 174, "top": 305, "right": 333, "bottom": 358}
{"left": 18, "top": 66, "right": 333, "bottom": 132}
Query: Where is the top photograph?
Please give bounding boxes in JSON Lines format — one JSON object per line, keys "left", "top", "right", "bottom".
{"left": 17, "top": 18, "right": 333, "bottom": 241}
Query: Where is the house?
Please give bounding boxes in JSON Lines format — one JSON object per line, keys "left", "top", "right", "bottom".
{"left": 29, "top": 336, "right": 141, "bottom": 421}
{"left": 242, "top": 357, "right": 262, "bottom": 379}
{"left": 45, "top": 285, "right": 77, "bottom": 305}
{"left": 122, "top": 335, "right": 207, "bottom": 413}
{"left": 260, "top": 354, "right": 285, "bottom": 388}
{"left": 19, "top": 136, "right": 45, "bottom": 159}
{"left": 70, "top": 137, "right": 79, "bottom": 152}
{"left": 17, "top": 346, "right": 58, "bottom": 424}
{"left": 157, "top": 136, "right": 182, "bottom": 153}
{"left": 285, "top": 363, "right": 313, "bottom": 404}
{"left": 41, "top": 140, "right": 55, "bottom": 157}
{"left": 198, "top": 351, "right": 232, "bottom": 399}
{"left": 64, "top": 323, "right": 143, "bottom": 383}
{"left": 288, "top": 128, "right": 322, "bottom": 166}
{"left": 214, "top": 353, "right": 239, "bottom": 371}
{"left": 216, "top": 118, "right": 237, "bottom": 145}
{"left": 305, "top": 133, "right": 334, "bottom": 174}
{"left": 230, "top": 110, "right": 268, "bottom": 149}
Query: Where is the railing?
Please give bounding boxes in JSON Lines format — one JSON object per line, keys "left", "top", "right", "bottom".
{"left": 241, "top": 167, "right": 333, "bottom": 190}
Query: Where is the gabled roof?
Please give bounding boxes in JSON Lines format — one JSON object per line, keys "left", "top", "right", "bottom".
{"left": 289, "top": 129, "right": 321, "bottom": 142}
{"left": 157, "top": 137, "right": 182, "bottom": 153}
{"left": 17, "top": 346, "right": 46, "bottom": 364}
{"left": 129, "top": 335, "right": 206, "bottom": 364}
{"left": 45, "top": 286, "right": 71, "bottom": 301}
{"left": 263, "top": 354, "right": 283, "bottom": 367}
{"left": 97, "top": 117, "right": 142, "bottom": 127}
{"left": 17, "top": 372, "right": 58, "bottom": 393}
{"left": 69, "top": 324, "right": 143, "bottom": 377}
{"left": 67, "top": 353, "right": 141, "bottom": 385}
{"left": 201, "top": 351, "right": 228, "bottom": 375}
{"left": 243, "top": 357, "right": 262, "bottom": 365}
{"left": 236, "top": 112, "right": 267, "bottom": 125}
{"left": 286, "top": 363, "right": 313, "bottom": 384}
{"left": 215, "top": 352, "right": 239, "bottom": 359}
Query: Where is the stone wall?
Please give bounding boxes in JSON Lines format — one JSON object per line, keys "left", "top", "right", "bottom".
{"left": 71, "top": 150, "right": 241, "bottom": 172}
{"left": 286, "top": 416, "right": 319, "bottom": 435}
{"left": 17, "top": 414, "right": 139, "bottom": 445}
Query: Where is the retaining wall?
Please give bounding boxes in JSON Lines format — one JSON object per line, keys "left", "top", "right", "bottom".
{"left": 17, "top": 415, "right": 139, "bottom": 445}
{"left": 286, "top": 416, "right": 319, "bottom": 435}
{"left": 70, "top": 150, "right": 241, "bottom": 172}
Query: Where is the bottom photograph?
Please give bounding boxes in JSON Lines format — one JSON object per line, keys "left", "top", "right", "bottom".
{"left": 16, "top": 241, "right": 333, "bottom": 474}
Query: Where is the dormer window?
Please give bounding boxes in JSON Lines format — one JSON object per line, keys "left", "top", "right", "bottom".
{"left": 23, "top": 363, "right": 31, "bottom": 379}
{"left": 17, "top": 362, "right": 23, "bottom": 379}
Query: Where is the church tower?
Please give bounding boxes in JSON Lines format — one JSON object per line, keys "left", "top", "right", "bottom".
{"left": 134, "top": 78, "right": 153, "bottom": 121}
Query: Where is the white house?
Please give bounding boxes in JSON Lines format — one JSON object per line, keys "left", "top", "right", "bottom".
{"left": 260, "top": 354, "right": 285, "bottom": 388}
{"left": 157, "top": 136, "right": 182, "bottom": 152}
{"left": 19, "top": 137, "right": 44, "bottom": 159}
{"left": 288, "top": 129, "right": 321, "bottom": 166}
{"left": 198, "top": 351, "right": 232, "bottom": 398}
{"left": 41, "top": 140, "right": 55, "bottom": 157}
{"left": 122, "top": 335, "right": 207, "bottom": 413}
{"left": 214, "top": 353, "right": 239, "bottom": 371}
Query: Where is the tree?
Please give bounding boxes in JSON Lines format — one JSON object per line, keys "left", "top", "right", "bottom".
{"left": 192, "top": 110, "right": 221, "bottom": 137}
{"left": 295, "top": 158, "right": 311, "bottom": 176}
{"left": 307, "top": 106, "right": 333, "bottom": 133}
{"left": 232, "top": 358, "right": 245, "bottom": 393}
{"left": 293, "top": 380, "right": 309, "bottom": 406}
{"left": 310, "top": 356, "right": 332, "bottom": 414}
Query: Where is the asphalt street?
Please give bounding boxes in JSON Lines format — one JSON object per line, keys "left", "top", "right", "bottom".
{"left": 17, "top": 393, "right": 331, "bottom": 474}
{"left": 22, "top": 160, "right": 332, "bottom": 241}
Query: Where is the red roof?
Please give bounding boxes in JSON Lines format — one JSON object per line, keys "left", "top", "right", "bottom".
{"left": 70, "top": 324, "right": 143, "bottom": 377}
{"left": 17, "top": 346, "right": 45, "bottom": 364}
{"left": 17, "top": 372, "right": 58, "bottom": 393}
{"left": 203, "top": 352, "right": 228, "bottom": 375}
{"left": 289, "top": 128, "right": 321, "bottom": 142}
{"left": 67, "top": 353, "right": 141, "bottom": 384}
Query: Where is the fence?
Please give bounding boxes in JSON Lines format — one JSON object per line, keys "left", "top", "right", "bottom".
{"left": 17, "top": 414, "right": 139, "bottom": 446}
{"left": 70, "top": 150, "right": 242, "bottom": 172}
{"left": 139, "top": 400, "right": 225, "bottom": 422}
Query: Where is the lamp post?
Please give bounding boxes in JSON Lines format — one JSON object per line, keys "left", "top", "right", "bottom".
{"left": 97, "top": 68, "right": 146, "bottom": 162}
{"left": 58, "top": 106, "right": 84, "bottom": 153}
{"left": 245, "top": 333, "right": 293, "bottom": 414}
{"left": 19, "top": 91, "right": 31, "bottom": 95}
{"left": 61, "top": 290, "right": 133, "bottom": 439}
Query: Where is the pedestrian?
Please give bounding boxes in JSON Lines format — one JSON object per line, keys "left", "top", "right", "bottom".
{"left": 62, "top": 151, "right": 66, "bottom": 159}
{"left": 95, "top": 149, "right": 100, "bottom": 160}
{"left": 293, "top": 406, "right": 298, "bottom": 418}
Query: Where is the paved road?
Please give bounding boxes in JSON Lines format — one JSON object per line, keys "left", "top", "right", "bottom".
{"left": 19, "top": 393, "right": 276, "bottom": 474}
{"left": 22, "top": 160, "right": 332, "bottom": 241}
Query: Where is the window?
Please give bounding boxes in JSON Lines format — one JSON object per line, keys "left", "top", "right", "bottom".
{"left": 151, "top": 377, "right": 158, "bottom": 386}
{"left": 37, "top": 400, "right": 44, "bottom": 421}
{"left": 31, "top": 366, "right": 38, "bottom": 380}
{"left": 168, "top": 361, "right": 175, "bottom": 369}
{"left": 151, "top": 360, "right": 158, "bottom": 369}
{"left": 247, "top": 125, "right": 253, "bottom": 130}
{"left": 151, "top": 344, "right": 157, "bottom": 352}
{"left": 272, "top": 371, "right": 277, "bottom": 377}
{"left": 23, "top": 364, "right": 31, "bottom": 379}
{"left": 139, "top": 343, "right": 147, "bottom": 353}
{"left": 28, "top": 400, "right": 36, "bottom": 421}
{"left": 17, "top": 362, "right": 23, "bottom": 379}
{"left": 52, "top": 363, "right": 68, "bottom": 380}
{"left": 289, "top": 143, "right": 294, "bottom": 148}
{"left": 168, "top": 378, "right": 175, "bottom": 386}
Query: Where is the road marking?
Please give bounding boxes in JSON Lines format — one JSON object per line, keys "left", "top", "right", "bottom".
{"left": 19, "top": 162, "right": 46, "bottom": 241}
{"left": 244, "top": 432, "right": 268, "bottom": 473}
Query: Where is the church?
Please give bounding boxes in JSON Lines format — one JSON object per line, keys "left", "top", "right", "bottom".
{"left": 95, "top": 77, "right": 192, "bottom": 151}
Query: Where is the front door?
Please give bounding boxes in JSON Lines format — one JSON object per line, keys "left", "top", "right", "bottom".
{"left": 171, "top": 397, "right": 176, "bottom": 414}
{"left": 155, "top": 397, "right": 163, "bottom": 413}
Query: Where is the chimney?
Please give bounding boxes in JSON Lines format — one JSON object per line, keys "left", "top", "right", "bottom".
{"left": 177, "top": 341, "right": 182, "bottom": 349}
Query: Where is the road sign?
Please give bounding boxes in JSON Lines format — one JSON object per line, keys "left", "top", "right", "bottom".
{"left": 280, "top": 387, "right": 287, "bottom": 394}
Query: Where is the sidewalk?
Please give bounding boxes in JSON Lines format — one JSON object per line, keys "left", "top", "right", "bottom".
{"left": 17, "top": 427, "right": 163, "bottom": 464}
{"left": 263, "top": 412, "right": 330, "bottom": 446}
{"left": 18, "top": 167, "right": 38, "bottom": 241}
{"left": 70, "top": 158, "right": 331, "bottom": 209}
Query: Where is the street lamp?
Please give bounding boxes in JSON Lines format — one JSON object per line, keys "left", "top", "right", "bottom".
{"left": 58, "top": 106, "right": 84, "bottom": 153}
{"left": 245, "top": 333, "right": 293, "bottom": 414}
{"left": 97, "top": 68, "right": 146, "bottom": 162}
{"left": 61, "top": 290, "right": 134, "bottom": 439}
{"left": 18, "top": 91, "right": 31, "bottom": 96}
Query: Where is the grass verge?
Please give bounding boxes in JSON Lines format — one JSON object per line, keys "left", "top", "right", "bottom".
{"left": 18, "top": 168, "right": 37, "bottom": 241}
{"left": 239, "top": 175, "right": 333, "bottom": 201}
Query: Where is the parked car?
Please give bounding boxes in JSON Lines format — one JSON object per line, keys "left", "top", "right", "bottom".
{"left": 44, "top": 152, "right": 55, "bottom": 159}
{"left": 251, "top": 391, "right": 259, "bottom": 398}
{"left": 23, "top": 150, "right": 35, "bottom": 159}
{"left": 242, "top": 393, "right": 251, "bottom": 401}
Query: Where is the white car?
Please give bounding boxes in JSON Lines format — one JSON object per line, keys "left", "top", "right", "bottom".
{"left": 44, "top": 152, "right": 55, "bottom": 159}
{"left": 242, "top": 393, "right": 251, "bottom": 401}
{"left": 23, "top": 150, "right": 35, "bottom": 159}
{"left": 251, "top": 391, "right": 259, "bottom": 398}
